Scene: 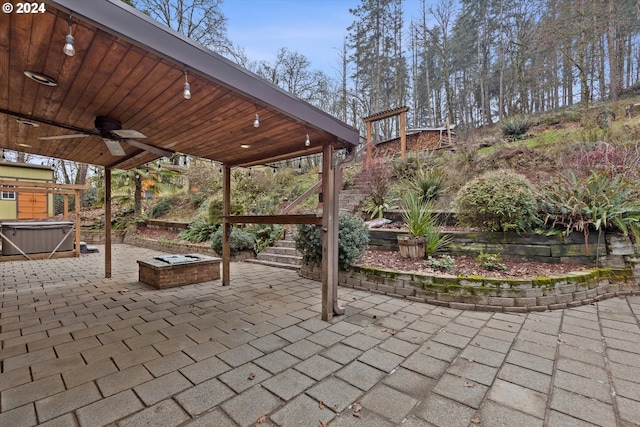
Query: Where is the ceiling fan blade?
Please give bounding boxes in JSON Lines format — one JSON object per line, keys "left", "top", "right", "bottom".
{"left": 38, "top": 134, "right": 89, "bottom": 140}
{"left": 123, "top": 139, "right": 173, "bottom": 158}
{"left": 103, "top": 139, "right": 126, "bottom": 156}
{"left": 112, "top": 129, "right": 147, "bottom": 139}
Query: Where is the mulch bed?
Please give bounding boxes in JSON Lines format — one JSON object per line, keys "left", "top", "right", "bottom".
{"left": 358, "top": 250, "right": 592, "bottom": 279}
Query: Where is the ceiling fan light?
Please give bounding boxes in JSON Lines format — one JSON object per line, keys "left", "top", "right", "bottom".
{"left": 63, "top": 33, "right": 75, "bottom": 57}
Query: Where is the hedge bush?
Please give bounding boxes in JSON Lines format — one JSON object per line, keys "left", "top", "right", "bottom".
{"left": 211, "top": 227, "right": 256, "bottom": 254}
{"left": 453, "top": 170, "right": 540, "bottom": 232}
{"left": 295, "top": 213, "right": 369, "bottom": 270}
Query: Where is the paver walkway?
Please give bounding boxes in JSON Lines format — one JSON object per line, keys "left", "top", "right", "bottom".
{"left": 0, "top": 244, "right": 639, "bottom": 426}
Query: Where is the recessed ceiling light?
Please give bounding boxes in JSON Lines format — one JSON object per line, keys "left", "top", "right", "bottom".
{"left": 240, "top": 144, "right": 252, "bottom": 149}
{"left": 16, "top": 119, "right": 39, "bottom": 127}
{"left": 23, "top": 70, "right": 57, "bottom": 86}
{"left": 16, "top": 143, "right": 32, "bottom": 148}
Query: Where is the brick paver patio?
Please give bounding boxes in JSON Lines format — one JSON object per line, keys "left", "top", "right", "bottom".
{"left": 1, "top": 244, "right": 639, "bottom": 426}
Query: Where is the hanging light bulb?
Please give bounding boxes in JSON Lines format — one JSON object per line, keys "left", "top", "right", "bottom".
{"left": 304, "top": 131, "right": 310, "bottom": 147}
{"left": 63, "top": 18, "right": 75, "bottom": 57}
{"left": 253, "top": 104, "right": 260, "bottom": 128}
{"left": 183, "top": 70, "right": 191, "bottom": 100}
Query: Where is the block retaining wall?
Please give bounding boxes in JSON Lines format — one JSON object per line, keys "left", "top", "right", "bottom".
{"left": 300, "top": 262, "right": 640, "bottom": 312}
{"left": 369, "top": 229, "right": 634, "bottom": 267}
{"left": 123, "top": 234, "right": 254, "bottom": 262}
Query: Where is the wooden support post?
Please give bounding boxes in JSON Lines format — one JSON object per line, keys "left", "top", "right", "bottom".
{"left": 222, "top": 165, "right": 231, "bottom": 286}
{"left": 365, "top": 120, "right": 372, "bottom": 170}
{"left": 321, "top": 144, "right": 340, "bottom": 320}
{"left": 400, "top": 110, "right": 407, "bottom": 159}
{"left": 332, "top": 161, "right": 344, "bottom": 315}
{"left": 63, "top": 194, "right": 69, "bottom": 220}
{"left": 74, "top": 190, "right": 81, "bottom": 257}
{"left": 105, "top": 167, "right": 112, "bottom": 278}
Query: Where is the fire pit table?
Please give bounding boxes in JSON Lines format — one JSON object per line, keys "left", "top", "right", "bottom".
{"left": 137, "top": 253, "right": 221, "bottom": 289}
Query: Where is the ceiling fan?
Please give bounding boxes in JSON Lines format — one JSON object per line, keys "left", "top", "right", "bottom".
{"left": 38, "top": 116, "right": 173, "bottom": 158}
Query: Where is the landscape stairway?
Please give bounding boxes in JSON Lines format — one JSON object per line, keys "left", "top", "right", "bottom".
{"left": 245, "top": 180, "right": 367, "bottom": 271}
{"left": 339, "top": 187, "right": 367, "bottom": 214}
{"left": 245, "top": 235, "right": 302, "bottom": 271}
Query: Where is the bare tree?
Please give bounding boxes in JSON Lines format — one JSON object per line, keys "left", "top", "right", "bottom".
{"left": 132, "top": 0, "right": 236, "bottom": 58}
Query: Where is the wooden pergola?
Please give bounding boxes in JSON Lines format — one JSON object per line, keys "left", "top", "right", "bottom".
{"left": 1, "top": 0, "right": 359, "bottom": 319}
{"left": 363, "top": 106, "right": 409, "bottom": 168}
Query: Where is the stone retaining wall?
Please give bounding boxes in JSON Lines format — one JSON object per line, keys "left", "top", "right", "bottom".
{"left": 123, "top": 234, "right": 254, "bottom": 262}
{"left": 80, "top": 230, "right": 126, "bottom": 244}
{"left": 300, "top": 262, "right": 640, "bottom": 312}
{"left": 369, "top": 229, "right": 634, "bottom": 267}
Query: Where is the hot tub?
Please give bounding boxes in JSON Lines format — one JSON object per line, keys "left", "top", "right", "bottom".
{"left": 1, "top": 221, "right": 74, "bottom": 256}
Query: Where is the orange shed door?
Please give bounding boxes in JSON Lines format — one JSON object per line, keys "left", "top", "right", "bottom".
{"left": 17, "top": 192, "right": 48, "bottom": 219}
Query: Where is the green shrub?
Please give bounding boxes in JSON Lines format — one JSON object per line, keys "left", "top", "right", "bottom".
{"left": 499, "top": 115, "right": 533, "bottom": 138}
{"left": 476, "top": 252, "right": 508, "bottom": 271}
{"left": 151, "top": 198, "right": 175, "bottom": 218}
{"left": 178, "top": 218, "right": 219, "bottom": 242}
{"left": 453, "top": 170, "right": 540, "bottom": 232}
{"left": 245, "top": 224, "right": 284, "bottom": 253}
{"left": 425, "top": 255, "right": 455, "bottom": 272}
{"left": 295, "top": 213, "right": 369, "bottom": 270}
{"left": 211, "top": 227, "right": 256, "bottom": 254}
{"left": 538, "top": 171, "right": 640, "bottom": 241}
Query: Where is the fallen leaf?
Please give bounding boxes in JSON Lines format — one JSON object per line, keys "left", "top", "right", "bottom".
{"left": 470, "top": 417, "right": 481, "bottom": 424}
{"left": 319, "top": 401, "right": 325, "bottom": 410}
{"left": 467, "top": 358, "right": 474, "bottom": 363}
{"left": 353, "top": 412, "right": 362, "bottom": 419}
{"left": 558, "top": 338, "right": 566, "bottom": 344}
{"left": 255, "top": 414, "right": 268, "bottom": 425}
{"left": 154, "top": 405, "right": 163, "bottom": 413}
{"left": 248, "top": 373, "right": 255, "bottom": 380}
{"left": 209, "top": 337, "right": 217, "bottom": 342}
{"left": 319, "top": 421, "right": 328, "bottom": 427}
{"left": 464, "top": 381, "right": 475, "bottom": 387}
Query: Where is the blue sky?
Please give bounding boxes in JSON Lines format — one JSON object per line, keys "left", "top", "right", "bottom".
{"left": 223, "top": 0, "right": 427, "bottom": 77}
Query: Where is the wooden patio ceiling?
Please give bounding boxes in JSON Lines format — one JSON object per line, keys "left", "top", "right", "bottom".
{"left": 0, "top": 0, "right": 359, "bottom": 170}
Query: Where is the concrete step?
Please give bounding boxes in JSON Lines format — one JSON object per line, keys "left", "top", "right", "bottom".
{"left": 274, "top": 239, "right": 296, "bottom": 248}
{"left": 264, "top": 246, "right": 300, "bottom": 256}
{"left": 244, "top": 259, "right": 301, "bottom": 271}
{"left": 256, "top": 253, "right": 302, "bottom": 266}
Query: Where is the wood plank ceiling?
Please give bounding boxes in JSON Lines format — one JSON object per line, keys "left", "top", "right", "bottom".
{"left": 0, "top": 1, "right": 359, "bottom": 170}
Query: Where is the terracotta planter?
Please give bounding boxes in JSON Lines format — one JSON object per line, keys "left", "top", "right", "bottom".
{"left": 398, "top": 236, "right": 425, "bottom": 259}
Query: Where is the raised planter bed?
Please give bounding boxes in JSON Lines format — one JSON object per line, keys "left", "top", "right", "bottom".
{"left": 369, "top": 229, "right": 634, "bottom": 267}
{"left": 300, "top": 262, "right": 640, "bottom": 312}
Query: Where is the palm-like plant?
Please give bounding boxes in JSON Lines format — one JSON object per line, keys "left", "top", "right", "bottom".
{"left": 400, "top": 191, "right": 451, "bottom": 257}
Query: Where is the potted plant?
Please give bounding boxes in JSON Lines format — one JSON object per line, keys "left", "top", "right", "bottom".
{"left": 398, "top": 192, "right": 431, "bottom": 258}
